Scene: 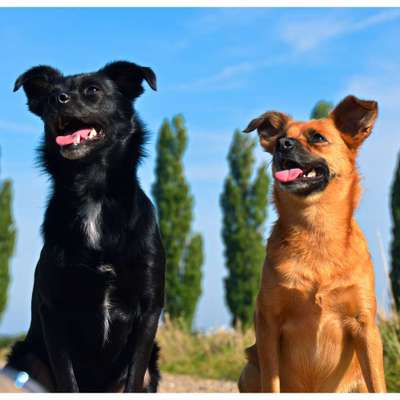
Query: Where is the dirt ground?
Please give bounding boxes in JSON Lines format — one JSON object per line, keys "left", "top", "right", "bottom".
{"left": 1, "top": 355, "right": 237, "bottom": 393}
{"left": 159, "top": 373, "right": 237, "bottom": 393}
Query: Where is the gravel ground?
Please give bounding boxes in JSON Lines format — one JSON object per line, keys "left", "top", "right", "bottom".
{"left": 1, "top": 355, "right": 237, "bottom": 393}
{"left": 159, "top": 373, "right": 237, "bottom": 393}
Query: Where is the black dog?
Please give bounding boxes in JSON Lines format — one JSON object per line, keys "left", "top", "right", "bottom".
{"left": 6, "top": 61, "right": 165, "bottom": 392}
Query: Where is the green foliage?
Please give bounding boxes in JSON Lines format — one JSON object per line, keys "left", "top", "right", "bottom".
{"left": 0, "top": 334, "right": 25, "bottom": 350}
{"left": 180, "top": 233, "right": 204, "bottom": 328}
{"left": 391, "top": 153, "right": 400, "bottom": 311}
{"left": 152, "top": 115, "right": 203, "bottom": 330}
{"left": 310, "top": 100, "right": 334, "bottom": 119}
{"left": 220, "top": 130, "right": 269, "bottom": 328}
{"left": 0, "top": 179, "right": 16, "bottom": 322}
{"left": 380, "top": 316, "right": 400, "bottom": 392}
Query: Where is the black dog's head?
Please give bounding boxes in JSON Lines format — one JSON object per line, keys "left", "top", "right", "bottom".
{"left": 14, "top": 61, "right": 156, "bottom": 160}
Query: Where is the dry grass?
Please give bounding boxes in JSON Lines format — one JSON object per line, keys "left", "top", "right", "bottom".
{"left": 157, "top": 317, "right": 254, "bottom": 382}
{"left": 0, "top": 317, "right": 399, "bottom": 392}
{"left": 158, "top": 315, "right": 400, "bottom": 392}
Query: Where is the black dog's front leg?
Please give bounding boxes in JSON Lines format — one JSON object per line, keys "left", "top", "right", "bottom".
{"left": 40, "top": 305, "right": 79, "bottom": 392}
{"left": 124, "top": 307, "right": 162, "bottom": 392}
{"left": 124, "top": 218, "right": 165, "bottom": 393}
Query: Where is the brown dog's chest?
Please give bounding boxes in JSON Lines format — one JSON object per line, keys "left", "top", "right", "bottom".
{"left": 279, "top": 305, "right": 355, "bottom": 391}
{"left": 276, "top": 279, "right": 361, "bottom": 321}
{"left": 263, "top": 274, "right": 366, "bottom": 389}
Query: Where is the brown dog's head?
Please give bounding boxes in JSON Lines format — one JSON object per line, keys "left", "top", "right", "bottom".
{"left": 244, "top": 95, "right": 378, "bottom": 197}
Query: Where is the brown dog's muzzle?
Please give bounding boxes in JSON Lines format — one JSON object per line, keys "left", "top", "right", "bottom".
{"left": 273, "top": 138, "right": 330, "bottom": 196}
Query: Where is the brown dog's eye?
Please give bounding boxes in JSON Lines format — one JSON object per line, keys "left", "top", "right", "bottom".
{"left": 309, "top": 132, "right": 327, "bottom": 144}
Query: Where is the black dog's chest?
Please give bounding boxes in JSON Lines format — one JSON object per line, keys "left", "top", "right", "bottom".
{"left": 61, "top": 265, "right": 141, "bottom": 352}
{"left": 40, "top": 261, "right": 141, "bottom": 324}
{"left": 79, "top": 199, "right": 103, "bottom": 250}
{"left": 100, "top": 269, "right": 141, "bottom": 332}
{"left": 74, "top": 197, "right": 132, "bottom": 252}
{"left": 67, "top": 285, "right": 136, "bottom": 386}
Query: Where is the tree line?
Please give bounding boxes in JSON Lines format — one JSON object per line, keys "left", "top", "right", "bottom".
{"left": 1, "top": 99, "right": 400, "bottom": 331}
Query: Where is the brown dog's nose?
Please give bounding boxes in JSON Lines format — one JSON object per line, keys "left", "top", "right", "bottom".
{"left": 57, "top": 92, "right": 70, "bottom": 104}
{"left": 278, "top": 137, "right": 296, "bottom": 152}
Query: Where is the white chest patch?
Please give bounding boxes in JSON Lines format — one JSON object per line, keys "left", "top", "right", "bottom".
{"left": 99, "top": 264, "right": 116, "bottom": 345}
{"left": 103, "top": 289, "right": 112, "bottom": 345}
{"left": 81, "top": 201, "right": 102, "bottom": 249}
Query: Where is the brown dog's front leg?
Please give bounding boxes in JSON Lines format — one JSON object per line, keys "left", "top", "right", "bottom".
{"left": 354, "top": 322, "right": 386, "bottom": 393}
{"left": 255, "top": 308, "right": 280, "bottom": 392}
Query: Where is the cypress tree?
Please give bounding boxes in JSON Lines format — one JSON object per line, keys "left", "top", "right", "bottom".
{"left": 0, "top": 151, "right": 16, "bottom": 322}
{"left": 390, "top": 153, "right": 400, "bottom": 311}
{"left": 310, "top": 100, "right": 334, "bottom": 119}
{"left": 220, "top": 130, "right": 269, "bottom": 328}
{"left": 152, "top": 115, "right": 203, "bottom": 329}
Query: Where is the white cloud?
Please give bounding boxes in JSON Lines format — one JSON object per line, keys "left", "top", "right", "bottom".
{"left": 174, "top": 61, "right": 256, "bottom": 91}
{"left": 169, "top": 9, "right": 400, "bottom": 93}
{"left": 343, "top": 70, "right": 400, "bottom": 113}
{"left": 172, "top": 53, "right": 291, "bottom": 92}
{"left": 281, "top": 9, "right": 400, "bottom": 53}
{"left": 188, "top": 8, "right": 271, "bottom": 34}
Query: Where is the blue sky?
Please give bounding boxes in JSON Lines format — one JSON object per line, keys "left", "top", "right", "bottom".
{"left": 0, "top": 7, "right": 400, "bottom": 334}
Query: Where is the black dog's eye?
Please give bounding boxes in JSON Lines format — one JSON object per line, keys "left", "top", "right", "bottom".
{"left": 309, "top": 132, "right": 327, "bottom": 144}
{"left": 85, "top": 86, "right": 100, "bottom": 96}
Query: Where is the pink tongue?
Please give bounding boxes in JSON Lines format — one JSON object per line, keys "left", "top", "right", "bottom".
{"left": 55, "top": 129, "right": 91, "bottom": 147}
{"left": 275, "top": 168, "right": 303, "bottom": 183}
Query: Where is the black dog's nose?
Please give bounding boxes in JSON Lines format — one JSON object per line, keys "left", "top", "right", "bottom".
{"left": 278, "top": 137, "right": 296, "bottom": 152}
{"left": 57, "top": 92, "right": 70, "bottom": 104}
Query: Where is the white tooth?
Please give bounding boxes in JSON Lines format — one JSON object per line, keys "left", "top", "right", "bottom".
{"left": 307, "top": 169, "right": 316, "bottom": 178}
{"left": 89, "top": 128, "right": 98, "bottom": 139}
{"left": 74, "top": 135, "right": 80, "bottom": 145}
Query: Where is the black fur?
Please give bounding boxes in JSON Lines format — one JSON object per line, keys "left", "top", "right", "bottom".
{"left": 6, "top": 61, "right": 165, "bottom": 392}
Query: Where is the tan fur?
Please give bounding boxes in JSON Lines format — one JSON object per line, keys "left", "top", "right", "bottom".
{"left": 239, "top": 96, "right": 386, "bottom": 393}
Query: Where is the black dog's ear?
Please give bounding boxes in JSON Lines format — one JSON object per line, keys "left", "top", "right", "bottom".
{"left": 14, "top": 66, "right": 62, "bottom": 115}
{"left": 14, "top": 65, "right": 62, "bottom": 97}
{"left": 100, "top": 61, "right": 157, "bottom": 100}
{"left": 330, "top": 95, "right": 378, "bottom": 150}
{"left": 244, "top": 111, "right": 291, "bottom": 153}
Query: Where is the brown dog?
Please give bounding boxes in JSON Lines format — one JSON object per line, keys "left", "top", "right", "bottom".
{"left": 238, "top": 95, "right": 386, "bottom": 393}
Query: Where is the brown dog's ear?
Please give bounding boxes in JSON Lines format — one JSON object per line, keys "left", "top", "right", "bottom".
{"left": 243, "top": 111, "right": 290, "bottom": 152}
{"left": 330, "top": 95, "right": 378, "bottom": 149}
